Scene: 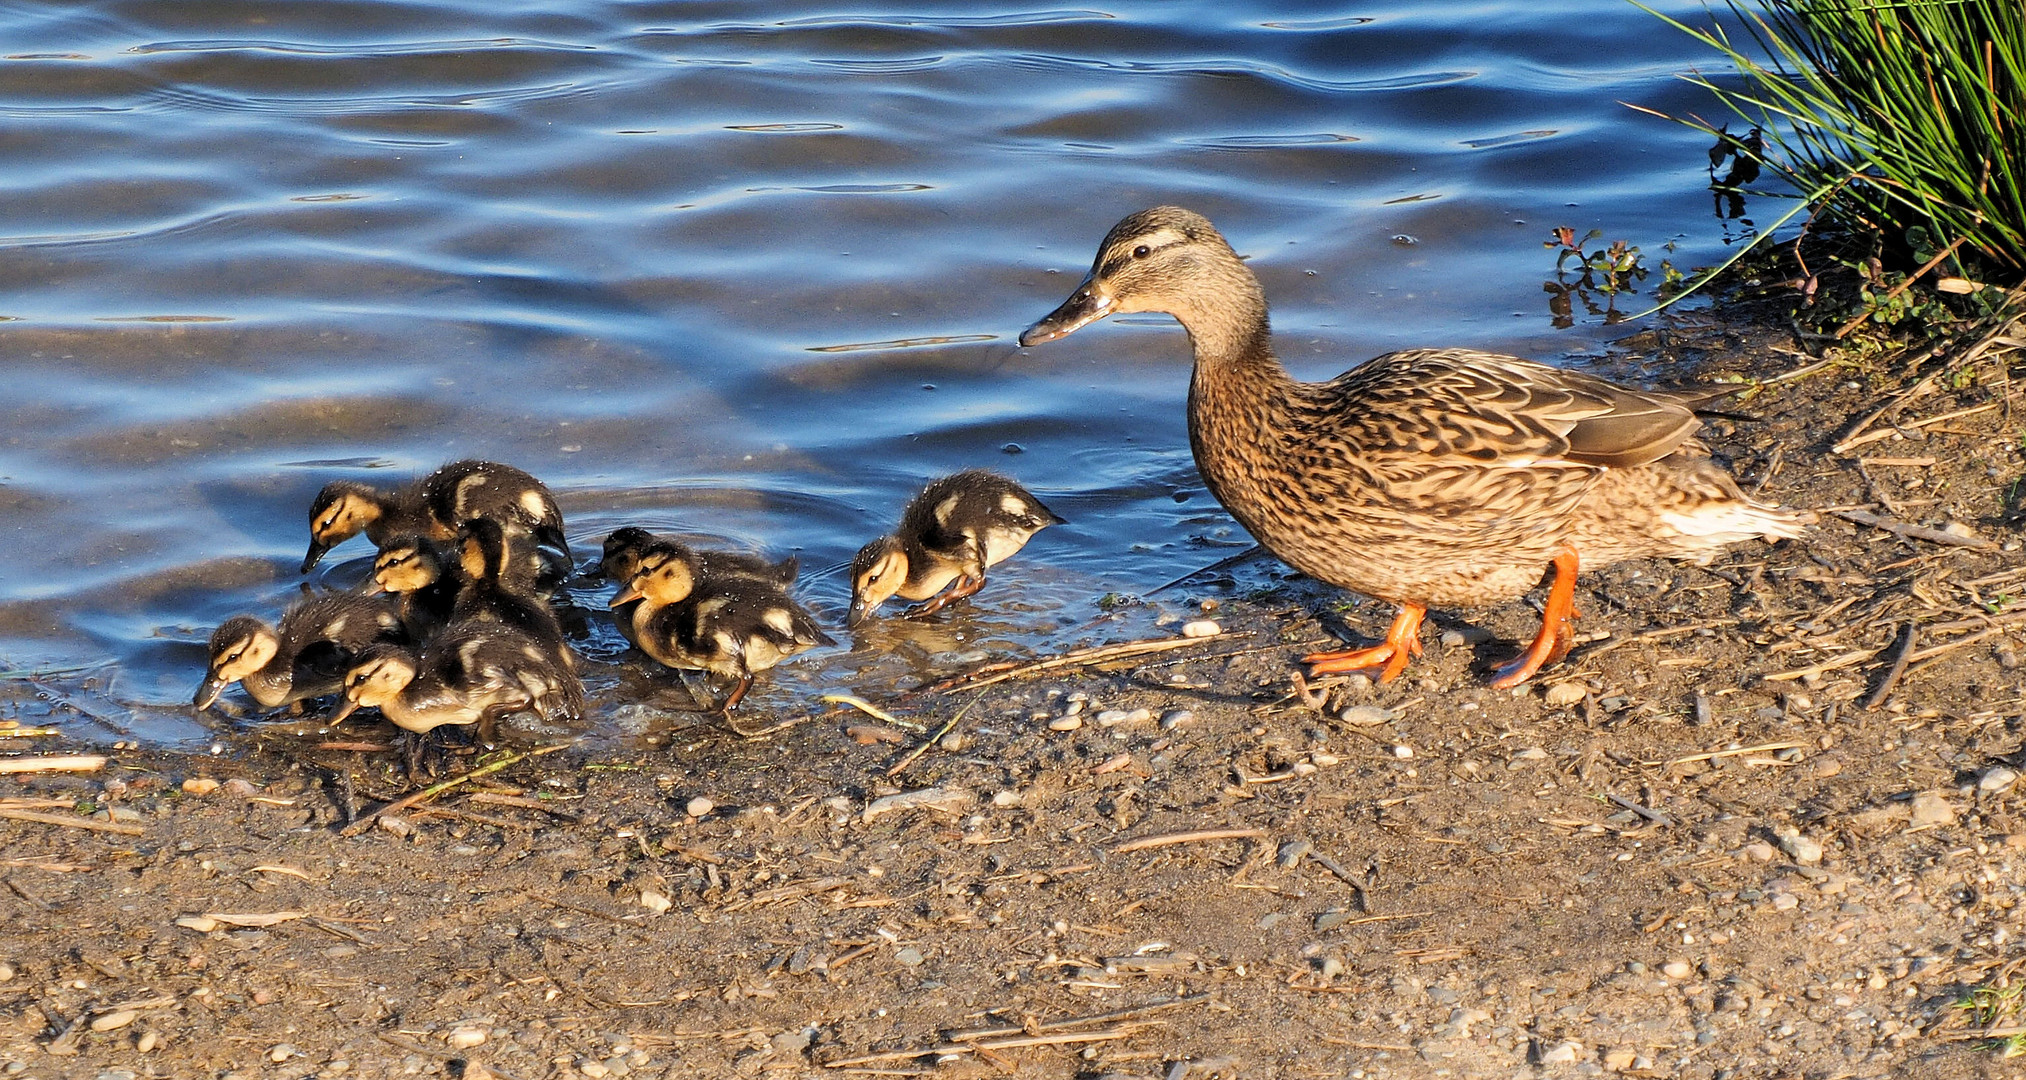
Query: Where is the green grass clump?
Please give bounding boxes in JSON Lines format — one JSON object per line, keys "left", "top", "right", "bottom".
{"left": 1641, "top": 1, "right": 2026, "bottom": 302}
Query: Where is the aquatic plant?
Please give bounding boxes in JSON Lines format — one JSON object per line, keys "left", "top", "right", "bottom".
{"left": 1636, "top": 0, "right": 2026, "bottom": 306}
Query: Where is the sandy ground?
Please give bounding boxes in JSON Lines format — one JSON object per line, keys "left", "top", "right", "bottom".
{"left": 3, "top": 319, "right": 2026, "bottom": 1080}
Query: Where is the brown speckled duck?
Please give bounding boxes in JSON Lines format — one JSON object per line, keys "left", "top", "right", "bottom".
{"left": 847, "top": 470, "right": 1066, "bottom": 628}
{"left": 1020, "top": 206, "right": 1809, "bottom": 687}
{"left": 610, "top": 542, "right": 832, "bottom": 711}
{"left": 301, "top": 459, "right": 568, "bottom": 573}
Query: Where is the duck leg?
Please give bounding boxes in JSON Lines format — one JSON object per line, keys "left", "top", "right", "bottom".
{"left": 719, "top": 674, "right": 755, "bottom": 713}
{"left": 903, "top": 575, "right": 985, "bottom": 619}
{"left": 1488, "top": 547, "right": 1581, "bottom": 689}
{"left": 1304, "top": 603, "right": 1427, "bottom": 682}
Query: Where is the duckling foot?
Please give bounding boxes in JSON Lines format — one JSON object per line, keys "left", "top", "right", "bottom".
{"left": 902, "top": 575, "right": 986, "bottom": 620}
{"left": 719, "top": 674, "right": 755, "bottom": 713}
{"left": 1304, "top": 604, "right": 1427, "bottom": 683}
{"left": 1488, "top": 547, "right": 1581, "bottom": 690}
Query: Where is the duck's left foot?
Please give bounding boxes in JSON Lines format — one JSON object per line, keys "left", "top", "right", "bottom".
{"left": 1488, "top": 547, "right": 1581, "bottom": 689}
{"left": 1304, "top": 603, "right": 1427, "bottom": 682}
{"left": 902, "top": 576, "right": 985, "bottom": 620}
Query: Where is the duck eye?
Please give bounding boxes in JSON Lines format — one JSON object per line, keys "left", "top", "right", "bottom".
{"left": 1132, "top": 244, "right": 1150, "bottom": 259}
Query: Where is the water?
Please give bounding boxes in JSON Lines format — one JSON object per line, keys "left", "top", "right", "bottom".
{"left": 0, "top": 0, "right": 1758, "bottom": 748}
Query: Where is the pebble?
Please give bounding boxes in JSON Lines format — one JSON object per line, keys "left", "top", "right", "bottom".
{"left": 1159, "top": 709, "right": 1194, "bottom": 731}
{"left": 1510, "top": 746, "right": 1547, "bottom": 762}
{"left": 862, "top": 786, "right": 972, "bottom": 823}
{"left": 1541, "top": 682, "right": 1587, "bottom": 708}
{"left": 894, "top": 947, "right": 925, "bottom": 967}
{"left": 1540, "top": 1040, "right": 1583, "bottom": 1064}
{"left": 1602, "top": 1046, "right": 1637, "bottom": 1071}
{"left": 1048, "top": 715, "right": 1083, "bottom": 732}
{"left": 1910, "top": 792, "right": 1956, "bottom": 825}
{"left": 223, "top": 778, "right": 260, "bottom": 798}
{"left": 579, "top": 1063, "right": 610, "bottom": 1079}
{"left": 1771, "top": 891, "right": 1800, "bottom": 911}
{"left": 377, "top": 815, "right": 413, "bottom": 839}
{"left": 937, "top": 730, "right": 965, "bottom": 752}
{"left": 181, "top": 777, "right": 220, "bottom": 796}
{"left": 991, "top": 790, "right": 1023, "bottom": 808}
{"left": 1775, "top": 828, "right": 1823, "bottom": 865}
{"left": 1438, "top": 629, "right": 1467, "bottom": 648}
{"left": 1978, "top": 766, "right": 2019, "bottom": 793}
{"left": 1740, "top": 841, "right": 1777, "bottom": 863}
{"left": 90, "top": 1010, "right": 138, "bottom": 1032}
{"left": 1661, "top": 960, "right": 1692, "bottom": 979}
{"left": 1181, "top": 619, "right": 1221, "bottom": 638}
{"left": 1093, "top": 709, "right": 1131, "bottom": 727}
{"left": 135, "top": 1030, "right": 159, "bottom": 1053}
{"left": 1277, "top": 840, "right": 1311, "bottom": 868}
{"left": 0, "top": 962, "right": 14, "bottom": 982}
{"left": 267, "top": 1044, "right": 298, "bottom": 1063}
{"left": 1810, "top": 754, "right": 1844, "bottom": 779}
{"left": 1338, "top": 705, "right": 1393, "bottom": 726}
{"left": 447, "top": 1027, "right": 486, "bottom": 1050}
{"left": 685, "top": 796, "right": 715, "bottom": 818}
{"left": 1391, "top": 745, "right": 1414, "bottom": 759}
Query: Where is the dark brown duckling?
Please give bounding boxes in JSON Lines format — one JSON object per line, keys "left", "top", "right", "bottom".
{"left": 847, "top": 470, "right": 1065, "bottom": 628}
{"left": 609, "top": 545, "right": 832, "bottom": 711}
{"left": 301, "top": 459, "right": 569, "bottom": 573}
{"left": 194, "top": 592, "right": 408, "bottom": 711}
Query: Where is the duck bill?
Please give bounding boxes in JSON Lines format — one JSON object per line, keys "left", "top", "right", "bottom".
{"left": 608, "top": 585, "right": 644, "bottom": 608}
{"left": 193, "top": 675, "right": 228, "bottom": 710}
{"left": 360, "top": 576, "right": 387, "bottom": 596}
{"left": 1019, "top": 276, "right": 1115, "bottom": 346}
{"left": 327, "top": 696, "right": 362, "bottom": 726}
{"left": 301, "top": 540, "right": 331, "bottom": 574}
{"left": 845, "top": 597, "right": 874, "bottom": 629}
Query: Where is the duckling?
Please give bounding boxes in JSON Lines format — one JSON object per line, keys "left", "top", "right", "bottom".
{"left": 194, "top": 592, "right": 408, "bottom": 711}
{"left": 327, "top": 622, "right": 583, "bottom": 750}
{"left": 600, "top": 527, "right": 799, "bottom": 648}
{"left": 452, "top": 518, "right": 577, "bottom": 673}
{"left": 847, "top": 470, "right": 1066, "bottom": 628}
{"left": 301, "top": 459, "right": 569, "bottom": 573}
{"left": 610, "top": 545, "right": 832, "bottom": 710}
{"left": 364, "top": 534, "right": 461, "bottom": 640}
{"left": 1020, "top": 206, "right": 1809, "bottom": 687}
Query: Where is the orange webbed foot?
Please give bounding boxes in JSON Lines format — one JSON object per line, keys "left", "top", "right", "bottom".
{"left": 1488, "top": 547, "right": 1581, "bottom": 690}
{"left": 1302, "top": 604, "right": 1427, "bottom": 683}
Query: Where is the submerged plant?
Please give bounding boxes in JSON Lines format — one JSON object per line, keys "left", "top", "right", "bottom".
{"left": 1634, "top": 0, "right": 2026, "bottom": 321}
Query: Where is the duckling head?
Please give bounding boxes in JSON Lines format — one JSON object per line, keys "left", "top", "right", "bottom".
{"left": 609, "top": 547, "right": 697, "bottom": 608}
{"left": 327, "top": 643, "right": 419, "bottom": 725}
{"left": 194, "top": 615, "right": 280, "bottom": 708}
{"left": 303, "top": 480, "right": 386, "bottom": 573}
{"left": 600, "top": 526, "right": 657, "bottom": 582}
{"left": 846, "top": 535, "right": 910, "bottom": 628}
{"left": 369, "top": 536, "right": 445, "bottom": 596}
{"left": 1018, "top": 206, "right": 1266, "bottom": 357}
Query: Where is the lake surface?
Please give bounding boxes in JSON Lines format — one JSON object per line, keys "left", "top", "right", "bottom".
{"left": 0, "top": 0, "right": 1761, "bottom": 748}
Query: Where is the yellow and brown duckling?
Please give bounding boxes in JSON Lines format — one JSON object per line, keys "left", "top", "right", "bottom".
{"left": 450, "top": 518, "right": 577, "bottom": 672}
{"left": 1020, "top": 206, "right": 1809, "bottom": 688}
{"left": 609, "top": 542, "right": 832, "bottom": 711}
{"left": 301, "top": 459, "right": 568, "bottom": 573}
{"left": 364, "top": 534, "right": 460, "bottom": 640}
{"left": 327, "top": 621, "right": 584, "bottom": 749}
{"left": 601, "top": 527, "right": 798, "bottom": 647}
{"left": 194, "top": 592, "right": 409, "bottom": 711}
{"left": 847, "top": 470, "right": 1066, "bottom": 628}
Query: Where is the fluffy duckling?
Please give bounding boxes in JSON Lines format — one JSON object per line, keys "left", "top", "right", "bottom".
{"left": 1020, "top": 206, "right": 1809, "bottom": 687}
{"left": 451, "top": 518, "right": 576, "bottom": 672}
{"left": 194, "top": 592, "right": 408, "bottom": 711}
{"left": 301, "top": 459, "right": 569, "bottom": 573}
{"left": 601, "top": 528, "right": 799, "bottom": 649}
{"left": 610, "top": 544, "right": 832, "bottom": 710}
{"left": 327, "top": 622, "right": 584, "bottom": 748}
{"left": 847, "top": 470, "right": 1066, "bottom": 628}
{"left": 364, "top": 534, "right": 460, "bottom": 640}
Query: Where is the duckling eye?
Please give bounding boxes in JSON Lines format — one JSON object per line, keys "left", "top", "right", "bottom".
{"left": 1132, "top": 244, "right": 1150, "bottom": 259}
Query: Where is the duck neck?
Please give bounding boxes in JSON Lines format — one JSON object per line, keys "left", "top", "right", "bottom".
{"left": 1178, "top": 283, "right": 1297, "bottom": 534}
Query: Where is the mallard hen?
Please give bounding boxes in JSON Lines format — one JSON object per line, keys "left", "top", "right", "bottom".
{"left": 194, "top": 592, "right": 408, "bottom": 711}
{"left": 847, "top": 470, "right": 1066, "bottom": 628}
{"left": 301, "top": 459, "right": 569, "bottom": 573}
{"left": 610, "top": 543, "right": 832, "bottom": 710}
{"left": 1020, "top": 206, "right": 1809, "bottom": 687}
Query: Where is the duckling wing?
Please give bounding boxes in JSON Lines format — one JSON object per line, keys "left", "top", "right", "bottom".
{"left": 424, "top": 460, "right": 570, "bottom": 556}
{"left": 1316, "top": 350, "right": 1702, "bottom": 471}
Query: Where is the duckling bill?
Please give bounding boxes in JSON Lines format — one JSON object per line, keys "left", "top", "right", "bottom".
{"left": 302, "top": 459, "right": 568, "bottom": 573}
{"left": 847, "top": 470, "right": 1065, "bottom": 628}
{"left": 1021, "top": 206, "right": 1809, "bottom": 688}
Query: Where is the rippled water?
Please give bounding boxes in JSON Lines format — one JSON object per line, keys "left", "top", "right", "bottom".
{"left": 0, "top": 0, "right": 1758, "bottom": 747}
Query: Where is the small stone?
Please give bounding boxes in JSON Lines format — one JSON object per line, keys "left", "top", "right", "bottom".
{"left": 1602, "top": 1046, "right": 1637, "bottom": 1071}
{"left": 1770, "top": 891, "right": 1799, "bottom": 911}
{"left": 223, "top": 778, "right": 260, "bottom": 798}
{"left": 1048, "top": 714, "right": 1083, "bottom": 731}
{"left": 1978, "top": 766, "right": 2019, "bottom": 793}
{"left": 579, "top": 1063, "right": 610, "bottom": 1079}
{"left": 181, "top": 777, "right": 220, "bottom": 796}
{"left": 1910, "top": 792, "right": 1956, "bottom": 826}
{"left": 1318, "top": 955, "right": 1345, "bottom": 981}
{"left": 0, "top": 962, "right": 14, "bottom": 982}
{"left": 771, "top": 1027, "right": 814, "bottom": 1055}
{"left": 1311, "top": 751, "right": 1339, "bottom": 766}
{"left": 685, "top": 796, "right": 715, "bottom": 818}
{"left": 937, "top": 729, "right": 965, "bottom": 752}
{"left": 90, "top": 1009, "right": 138, "bottom": 1032}
{"left": 1511, "top": 746, "right": 1548, "bottom": 762}
{"left": 1810, "top": 754, "right": 1843, "bottom": 779}
{"left": 377, "top": 814, "right": 412, "bottom": 839}
{"left": 1159, "top": 709, "right": 1193, "bottom": 731}
{"left": 1095, "top": 710, "right": 1131, "bottom": 727}
{"left": 1181, "top": 619, "right": 1221, "bottom": 638}
{"left": 637, "top": 882, "right": 673, "bottom": 915}
{"left": 1277, "top": 840, "right": 1312, "bottom": 868}
{"left": 1661, "top": 961, "right": 1692, "bottom": 979}
{"left": 1314, "top": 908, "right": 1354, "bottom": 932}
{"left": 991, "top": 790, "right": 1023, "bottom": 808}
{"left": 1541, "top": 1040, "right": 1583, "bottom": 1064}
{"left": 1438, "top": 630, "right": 1467, "bottom": 648}
{"left": 1392, "top": 745, "right": 1414, "bottom": 759}
{"left": 1541, "top": 682, "right": 1587, "bottom": 708}
{"left": 268, "top": 1044, "right": 298, "bottom": 1063}
{"left": 894, "top": 947, "right": 924, "bottom": 967}
{"left": 1338, "top": 705, "right": 1393, "bottom": 726}
{"left": 1740, "top": 841, "right": 1777, "bottom": 863}
{"left": 1774, "top": 828, "right": 1823, "bottom": 865}
{"left": 447, "top": 1027, "right": 486, "bottom": 1050}
{"left": 135, "top": 1030, "right": 159, "bottom": 1053}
